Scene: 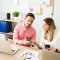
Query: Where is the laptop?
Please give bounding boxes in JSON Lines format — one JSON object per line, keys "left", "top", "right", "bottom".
{"left": 0, "top": 40, "right": 20, "bottom": 55}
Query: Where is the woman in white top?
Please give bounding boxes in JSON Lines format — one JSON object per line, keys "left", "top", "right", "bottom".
{"left": 36, "top": 17, "right": 60, "bottom": 52}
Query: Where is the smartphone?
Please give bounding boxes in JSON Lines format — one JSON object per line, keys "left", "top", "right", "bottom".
{"left": 26, "top": 37, "right": 34, "bottom": 47}
{"left": 45, "top": 45, "right": 50, "bottom": 49}
{"left": 26, "top": 37, "right": 31, "bottom": 41}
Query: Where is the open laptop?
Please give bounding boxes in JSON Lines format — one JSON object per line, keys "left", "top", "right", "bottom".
{"left": 0, "top": 40, "right": 20, "bottom": 55}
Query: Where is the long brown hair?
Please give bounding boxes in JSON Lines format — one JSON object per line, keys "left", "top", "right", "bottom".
{"left": 43, "top": 17, "right": 56, "bottom": 41}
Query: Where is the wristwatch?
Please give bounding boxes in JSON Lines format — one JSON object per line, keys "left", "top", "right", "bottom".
{"left": 55, "top": 49, "right": 58, "bottom": 52}
{"left": 55, "top": 49, "right": 60, "bottom": 53}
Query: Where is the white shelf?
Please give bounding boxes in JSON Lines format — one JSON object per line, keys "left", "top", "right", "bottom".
{"left": 1, "top": 20, "right": 18, "bottom": 22}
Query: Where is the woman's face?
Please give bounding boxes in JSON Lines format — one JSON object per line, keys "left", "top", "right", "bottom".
{"left": 42, "top": 21, "right": 50, "bottom": 31}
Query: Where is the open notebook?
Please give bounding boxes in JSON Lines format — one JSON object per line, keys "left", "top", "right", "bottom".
{"left": 0, "top": 40, "right": 20, "bottom": 55}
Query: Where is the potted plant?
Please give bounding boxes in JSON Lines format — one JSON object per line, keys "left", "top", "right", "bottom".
{"left": 13, "top": 11, "right": 19, "bottom": 17}
{"left": 13, "top": 11, "right": 19, "bottom": 20}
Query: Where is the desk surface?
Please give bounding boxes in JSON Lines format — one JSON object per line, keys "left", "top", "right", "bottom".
{"left": 0, "top": 45, "right": 57, "bottom": 60}
{"left": 0, "top": 53, "right": 15, "bottom": 60}
{"left": 0, "top": 45, "right": 40, "bottom": 60}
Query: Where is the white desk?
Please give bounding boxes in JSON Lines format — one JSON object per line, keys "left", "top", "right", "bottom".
{"left": 0, "top": 45, "right": 60, "bottom": 60}
{"left": 0, "top": 45, "right": 40, "bottom": 60}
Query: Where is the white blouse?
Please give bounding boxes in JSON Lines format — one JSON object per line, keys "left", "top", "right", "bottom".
{"left": 40, "top": 29, "right": 60, "bottom": 49}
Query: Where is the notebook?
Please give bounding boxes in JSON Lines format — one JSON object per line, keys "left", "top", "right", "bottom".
{"left": 0, "top": 40, "right": 20, "bottom": 55}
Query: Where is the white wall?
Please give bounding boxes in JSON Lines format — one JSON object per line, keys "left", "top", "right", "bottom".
{"left": 0, "top": 0, "right": 29, "bottom": 20}
{"left": 0, "top": 0, "right": 60, "bottom": 41}
{"left": 53, "top": 0, "right": 60, "bottom": 30}
{"left": 0, "top": 0, "right": 11, "bottom": 19}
